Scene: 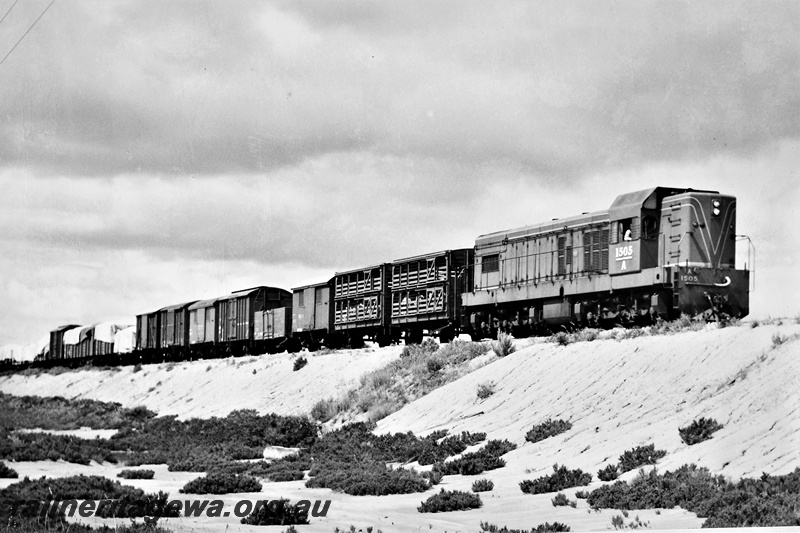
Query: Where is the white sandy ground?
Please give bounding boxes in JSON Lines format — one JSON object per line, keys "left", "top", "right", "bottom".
{"left": 0, "top": 346, "right": 404, "bottom": 419}
{"left": 1, "top": 323, "right": 799, "bottom": 533}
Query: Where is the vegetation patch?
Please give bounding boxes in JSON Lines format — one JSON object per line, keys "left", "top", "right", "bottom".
{"left": 0, "top": 461, "right": 18, "bottom": 478}
{"left": 551, "top": 492, "right": 577, "bottom": 507}
{"left": 433, "top": 439, "right": 516, "bottom": 476}
{"left": 598, "top": 463, "right": 620, "bottom": 481}
{"left": 476, "top": 382, "right": 495, "bottom": 400}
{"left": 525, "top": 419, "right": 573, "bottom": 444}
{"left": 519, "top": 464, "right": 592, "bottom": 495}
{"left": 679, "top": 417, "right": 724, "bottom": 445}
{"left": 492, "top": 333, "right": 516, "bottom": 357}
{"left": 0, "top": 392, "right": 155, "bottom": 431}
{"left": 117, "top": 469, "right": 155, "bottom": 480}
{"left": 472, "top": 478, "right": 494, "bottom": 492}
{"left": 587, "top": 464, "right": 800, "bottom": 527}
{"left": 292, "top": 356, "right": 308, "bottom": 371}
{"left": 312, "top": 340, "right": 490, "bottom": 423}
{"left": 480, "top": 521, "right": 571, "bottom": 532}
{"left": 180, "top": 472, "right": 262, "bottom": 494}
{"left": 618, "top": 444, "right": 667, "bottom": 473}
{"left": 417, "top": 489, "right": 482, "bottom": 513}
{"left": 0, "top": 394, "right": 315, "bottom": 469}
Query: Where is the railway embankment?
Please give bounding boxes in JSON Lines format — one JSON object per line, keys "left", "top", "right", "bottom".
{"left": 1, "top": 321, "right": 799, "bottom": 531}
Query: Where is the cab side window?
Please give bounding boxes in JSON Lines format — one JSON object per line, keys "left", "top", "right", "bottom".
{"left": 641, "top": 215, "right": 658, "bottom": 240}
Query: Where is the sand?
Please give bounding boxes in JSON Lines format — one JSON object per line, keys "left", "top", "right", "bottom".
{"left": 1, "top": 323, "right": 798, "bottom": 532}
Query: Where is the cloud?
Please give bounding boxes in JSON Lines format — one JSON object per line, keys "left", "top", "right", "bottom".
{"left": 0, "top": 1, "right": 795, "bottom": 181}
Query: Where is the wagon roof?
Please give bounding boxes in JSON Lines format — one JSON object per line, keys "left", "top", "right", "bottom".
{"left": 188, "top": 298, "right": 219, "bottom": 310}
{"left": 158, "top": 301, "right": 197, "bottom": 312}
{"left": 292, "top": 280, "right": 331, "bottom": 292}
{"left": 392, "top": 248, "right": 471, "bottom": 264}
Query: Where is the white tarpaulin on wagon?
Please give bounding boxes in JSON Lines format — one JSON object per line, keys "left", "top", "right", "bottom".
{"left": 94, "top": 321, "right": 131, "bottom": 343}
{"left": 63, "top": 326, "right": 84, "bottom": 345}
{"left": 114, "top": 326, "right": 136, "bottom": 354}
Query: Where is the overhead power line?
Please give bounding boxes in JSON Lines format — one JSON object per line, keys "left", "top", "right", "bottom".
{"left": 0, "top": 0, "right": 20, "bottom": 27}
{"left": 0, "top": 0, "right": 56, "bottom": 67}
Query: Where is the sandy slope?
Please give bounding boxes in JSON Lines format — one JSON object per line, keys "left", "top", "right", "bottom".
{"left": 1, "top": 324, "right": 799, "bottom": 532}
{"left": 0, "top": 346, "right": 403, "bottom": 419}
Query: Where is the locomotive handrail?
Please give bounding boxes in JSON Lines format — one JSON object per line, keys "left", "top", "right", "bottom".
{"left": 736, "top": 235, "right": 755, "bottom": 292}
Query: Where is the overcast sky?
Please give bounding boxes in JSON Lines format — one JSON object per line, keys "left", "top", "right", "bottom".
{"left": 1, "top": 0, "right": 798, "bottom": 347}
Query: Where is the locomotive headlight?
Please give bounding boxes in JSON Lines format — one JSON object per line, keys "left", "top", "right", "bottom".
{"left": 711, "top": 199, "right": 721, "bottom": 217}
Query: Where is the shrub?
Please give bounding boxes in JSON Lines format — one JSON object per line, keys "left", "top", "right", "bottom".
{"left": 180, "top": 472, "right": 262, "bottom": 494}
{"left": 551, "top": 492, "right": 577, "bottom": 507}
{"left": 293, "top": 356, "right": 307, "bottom": 371}
{"left": 553, "top": 332, "right": 571, "bottom": 346}
{"left": 472, "top": 478, "right": 494, "bottom": 492}
{"left": 525, "top": 418, "right": 573, "bottom": 444}
{"left": 493, "top": 332, "right": 516, "bottom": 357}
{"left": 678, "top": 417, "right": 724, "bottom": 445}
{"left": 117, "top": 469, "right": 155, "bottom": 480}
{"left": 477, "top": 381, "right": 495, "bottom": 400}
{"left": 0, "top": 392, "right": 156, "bottom": 431}
{"left": 417, "top": 489, "right": 482, "bottom": 513}
{"left": 575, "top": 490, "right": 589, "bottom": 499}
{"left": 426, "top": 357, "right": 445, "bottom": 373}
{"left": 772, "top": 333, "right": 787, "bottom": 348}
{"left": 479, "top": 521, "right": 571, "bottom": 533}
{"left": 598, "top": 463, "right": 620, "bottom": 481}
{"left": 240, "top": 498, "right": 310, "bottom": 525}
{"left": 307, "top": 461, "right": 428, "bottom": 496}
{"left": 519, "top": 464, "right": 592, "bottom": 494}
{"left": 401, "top": 338, "right": 439, "bottom": 358}
{"left": 585, "top": 464, "right": 800, "bottom": 527}
{"left": 618, "top": 444, "right": 667, "bottom": 473}
{"left": 437, "top": 340, "right": 491, "bottom": 362}
{"left": 0, "top": 461, "right": 18, "bottom": 478}
{"left": 434, "top": 439, "right": 516, "bottom": 476}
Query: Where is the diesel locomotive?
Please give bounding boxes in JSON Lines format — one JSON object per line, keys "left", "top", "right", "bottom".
{"left": 37, "top": 186, "right": 750, "bottom": 366}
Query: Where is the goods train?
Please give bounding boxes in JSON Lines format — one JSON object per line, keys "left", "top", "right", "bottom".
{"left": 12, "top": 186, "right": 751, "bottom": 368}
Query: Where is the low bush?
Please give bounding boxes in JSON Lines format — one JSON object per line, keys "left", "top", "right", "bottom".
{"left": 477, "top": 382, "right": 495, "bottom": 400}
{"left": 575, "top": 490, "right": 589, "bottom": 499}
{"left": 480, "top": 521, "right": 571, "bottom": 532}
{"left": 240, "top": 498, "right": 309, "bottom": 525}
{"left": 618, "top": 444, "right": 667, "bottom": 473}
{"left": 0, "top": 392, "right": 155, "bottom": 431}
{"left": 525, "top": 419, "right": 573, "bottom": 444}
{"left": 180, "top": 473, "right": 262, "bottom": 494}
{"left": 519, "top": 464, "right": 592, "bottom": 495}
{"left": 598, "top": 464, "right": 620, "bottom": 482}
{"left": 117, "top": 469, "right": 155, "bottom": 480}
{"left": 493, "top": 333, "right": 516, "bottom": 357}
{"left": 417, "top": 489, "right": 482, "bottom": 513}
{"left": 401, "top": 338, "right": 439, "bottom": 358}
{"left": 434, "top": 439, "right": 516, "bottom": 476}
{"left": 553, "top": 332, "right": 571, "bottom": 346}
{"left": 679, "top": 417, "right": 724, "bottom": 445}
{"left": 0, "top": 431, "right": 118, "bottom": 465}
{"left": 306, "top": 460, "right": 428, "bottom": 496}
{"left": 0, "top": 461, "right": 18, "bottom": 478}
{"left": 587, "top": 464, "right": 800, "bottom": 527}
{"left": 472, "top": 478, "right": 494, "bottom": 492}
{"left": 551, "top": 492, "right": 576, "bottom": 507}
{"left": 293, "top": 356, "right": 307, "bottom": 371}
